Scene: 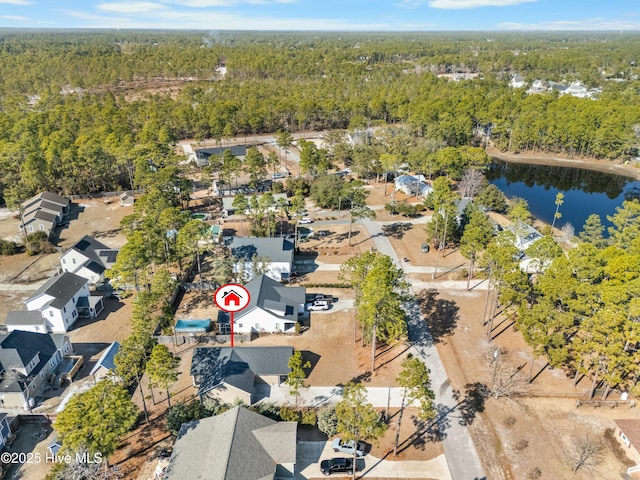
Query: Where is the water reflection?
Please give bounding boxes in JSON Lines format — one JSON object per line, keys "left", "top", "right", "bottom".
{"left": 487, "top": 159, "right": 639, "bottom": 232}
{"left": 485, "top": 161, "right": 632, "bottom": 200}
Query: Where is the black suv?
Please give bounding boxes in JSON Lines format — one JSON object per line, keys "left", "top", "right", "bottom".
{"left": 320, "top": 457, "right": 361, "bottom": 476}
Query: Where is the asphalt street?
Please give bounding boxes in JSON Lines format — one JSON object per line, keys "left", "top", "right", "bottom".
{"left": 360, "top": 217, "right": 486, "bottom": 480}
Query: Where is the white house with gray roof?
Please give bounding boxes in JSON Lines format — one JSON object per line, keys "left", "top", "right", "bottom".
{"left": 22, "top": 272, "right": 103, "bottom": 333}
{"left": 165, "top": 406, "right": 297, "bottom": 480}
{"left": 228, "top": 236, "right": 294, "bottom": 282}
{"left": 190, "top": 346, "right": 293, "bottom": 405}
{"left": 230, "top": 275, "right": 305, "bottom": 334}
{"left": 59, "top": 235, "right": 119, "bottom": 286}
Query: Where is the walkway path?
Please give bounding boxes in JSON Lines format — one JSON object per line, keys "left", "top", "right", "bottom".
{"left": 360, "top": 218, "right": 486, "bottom": 480}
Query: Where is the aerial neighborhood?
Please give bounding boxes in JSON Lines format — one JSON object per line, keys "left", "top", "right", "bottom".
{"left": 0, "top": 27, "right": 639, "bottom": 480}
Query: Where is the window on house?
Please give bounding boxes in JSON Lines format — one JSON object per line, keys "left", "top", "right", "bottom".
{"left": 62, "top": 259, "right": 66, "bottom": 264}
{"left": 39, "top": 224, "right": 44, "bottom": 231}
{"left": 63, "top": 307, "right": 66, "bottom": 313}
{"left": 275, "top": 323, "right": 280, "bottom": 330}
{"left": 49, "top": 311, "right": 53, "bottom": 317}
{"left": 255, "top": 323, "right": 260, "bottom": 330}
{"left": 28, "top": 226, "right": 34, "bottom": 232}
{"left": 72, "top": 258, "right": 76, "bottom": 264}
{"left": 238, "top": 324, "right": 243, "bottom": 328}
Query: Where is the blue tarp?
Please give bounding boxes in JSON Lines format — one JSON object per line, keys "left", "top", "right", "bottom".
{"left": 175, "top": 319, "right": 212, "bottom": 333}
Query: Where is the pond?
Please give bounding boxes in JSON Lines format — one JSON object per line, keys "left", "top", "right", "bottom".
{"left": 486, "top": 159, "right": 640, "bottom": 233}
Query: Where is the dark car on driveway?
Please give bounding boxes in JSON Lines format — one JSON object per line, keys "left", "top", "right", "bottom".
{"left": 320, "top": 457, "right": 361, "bottom": 476}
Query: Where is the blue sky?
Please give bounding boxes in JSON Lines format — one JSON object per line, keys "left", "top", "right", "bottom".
{"left": 0, "top": 0, "right": 639, "bottom": 31}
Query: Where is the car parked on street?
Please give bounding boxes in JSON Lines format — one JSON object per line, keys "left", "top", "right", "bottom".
{"left": 298, "top": 217, "right": 313, "bottom": 224}
{"left": 320, "top": 457, "right": 361, "bottom": 476}
{"left": 332, "top": 438, "right": 368, "bottom": 457}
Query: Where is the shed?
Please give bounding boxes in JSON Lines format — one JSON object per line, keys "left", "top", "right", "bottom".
{"left": 119, "top": 193, "right": 135, "bottom": 206}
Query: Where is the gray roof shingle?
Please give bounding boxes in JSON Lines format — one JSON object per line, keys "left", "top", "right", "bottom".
{"left": 238, "top": 275, "right": 305, "bottom": 322}
{"left": 165, "top": 406, "right": 296, "bottom": 480}
{"left": 229, "top": 237, "right": 294, "bottom": 264}
{"left": 190, "top": 346, "right": 292, "bottom": 396}
{"left": 27, "top": 272, "right": 87, "bottom": 310}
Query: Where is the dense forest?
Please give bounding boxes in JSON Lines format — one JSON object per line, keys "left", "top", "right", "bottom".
{"left": 1, "top": 30, "right": 640, "bottom": 204}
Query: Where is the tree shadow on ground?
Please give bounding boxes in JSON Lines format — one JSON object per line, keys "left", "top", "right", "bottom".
{"left": 396, "top": 403, "right": 451, "bottom": 454}
{"left": 381, "top": 222, "right": 412, "bottom": 239}
{"left": 453, "top": 382, "right": 489, "bottom": 427}
{"left": 341, "top": 371, "right": 372, "bottom": 385}
{"left": 301, "top": 350, "right": 321, "bottom": 377}
{"left": 414, "top": 289, "right": 459, "bottom": 344}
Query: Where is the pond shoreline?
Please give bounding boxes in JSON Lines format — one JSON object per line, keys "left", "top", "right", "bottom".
{"left": 487, "top": 148, "right": 640, "bottom": 181}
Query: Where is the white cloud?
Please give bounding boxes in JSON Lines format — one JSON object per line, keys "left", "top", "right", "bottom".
{"left": 97, "top": 2, "right": 168, "bottom": 14}
{"left": 163, "top": 0, "right": 236, "bottom": 6}
{"left": 68, "top": 8, "right": 390, "bottom": 30}
{"left": 499, "top": 17, "right": 640, "bottom": 30}
{"left": 0, "top": 15, "right": 28, "bottom": 20}
{"left": 429, "top": 0, "right": 537, "bottom": 9}
{"left": 0, "top": 0, "right": 33, "bottom": 5}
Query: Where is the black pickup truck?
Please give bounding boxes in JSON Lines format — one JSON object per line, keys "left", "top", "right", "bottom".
{"left": 320, "top": 457, "right": 361, "bottom": 476}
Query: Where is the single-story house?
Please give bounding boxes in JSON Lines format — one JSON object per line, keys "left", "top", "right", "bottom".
{"left": 89, "top": 341, "right": 120, "bottom": 382}
{"left": 119, "top": 192, "right": 135, "bottom": 206}
{"left": 195, "top": 145, "right": 247, "bottom": 167}
{"left": 228, "top": 236, "right": 294, "bottom": 282}
{"left": 0, "top": 330, "right": 73, "bottom": 410}
{"left": 232, "top": 275, "right": 306, "bottom": 334}
{"left": 394, "top": 175, "right": 432, "bottom": 198}
{"left": 24, "top": 272, "right": 103, "bottom": 333}
{"left": 190, "top": 346, "right": 292, "bottom": 405}
{"left": 165, "top": 406, "right": 297, "bottom": 480}
{"left": 59, "top": 235, "right": 119, "bottom": 286}
{"left": 615, "top": 420, "right": 640, "bottom": 466}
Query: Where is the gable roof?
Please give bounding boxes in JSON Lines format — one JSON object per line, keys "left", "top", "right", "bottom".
{"left": 229, "top": 237, "right": 294, "bottom": 264}
{"left": 238, "top": 275, "right": 305, "bottom": 322}
{"left": 27, "top": 272, "right": 87, "bottom": 310}
{"left": 89, "top": 342, "right": 120, "bottom": 376}
{"left": 190, "top": 346, "right": 292, "bottom": 396}
{"left": 22, "top": 192, "right": 69, "bottom": 211}
{"left": 62, "top": 235, "right": 119, "bottom": 273}
{"left": 165, "top": 406, "right": 296, "bottom": 480}
{"left": 0, "top": 331, "right": 68, "bottom": 393}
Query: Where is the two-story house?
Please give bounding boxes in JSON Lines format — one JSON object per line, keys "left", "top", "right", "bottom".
{"left": 22, "top": 272, "right": 103, "bottom": 333}
{"left": 228, "top": 236, "right": 294, "bottom": 282}
{"left": 0, "top": 331, "right": 72, "bottom": 410}
{"left": 18, "top": 192, "right": 70, "bottom": 238}
{"left": 59, "top": 235, "right": 119, "bottom": 286}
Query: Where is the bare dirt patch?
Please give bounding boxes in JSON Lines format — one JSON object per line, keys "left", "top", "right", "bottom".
{"left": 427, "top": 286, "right": 640, "bottom": 480}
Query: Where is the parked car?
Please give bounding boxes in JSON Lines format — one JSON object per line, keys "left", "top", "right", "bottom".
{"left": 308, "top": 293, "right": 335, "bottom": 303}
{"left": 320, "top": 457, "right": 361, "bottom": 476}
{"left": 306, "top": 300, "right": 330, "bottom": 311}
{"left": 332, "top": 438, "right": 368, "bottom": 457}
{"left": 272, "top": 172, "right": 286, "bottom": 179}
{"left": 298, "top": 217, "right": 313, "bottom": 224}
{"left": 421, "top": 243, "right": 430, "bottom": 253}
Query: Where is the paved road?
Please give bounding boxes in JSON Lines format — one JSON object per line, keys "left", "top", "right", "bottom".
{"left": 360, "top": 218, "right": 486, "bottom": 480}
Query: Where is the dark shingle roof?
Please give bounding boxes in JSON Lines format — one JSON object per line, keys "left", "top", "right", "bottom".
{"left": 65, "top": 236, "right": 118, "bottom": 271}
{"left": 229, "top": 237, "right": 294, "bottom": 264}
{"left": 190, "top": 346, "right": 292, "bottom": 396}
{"left": 238, "top": 275, "right": 305, "bottom": 322}
{"left": 0, "top": 331, "right": 67, "bottom": 393}
{"left": 28, "top": 272, "right": 87, "bottom": 310}
{"left": 165, "top": 406, "right": 296, "bottom": 480}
